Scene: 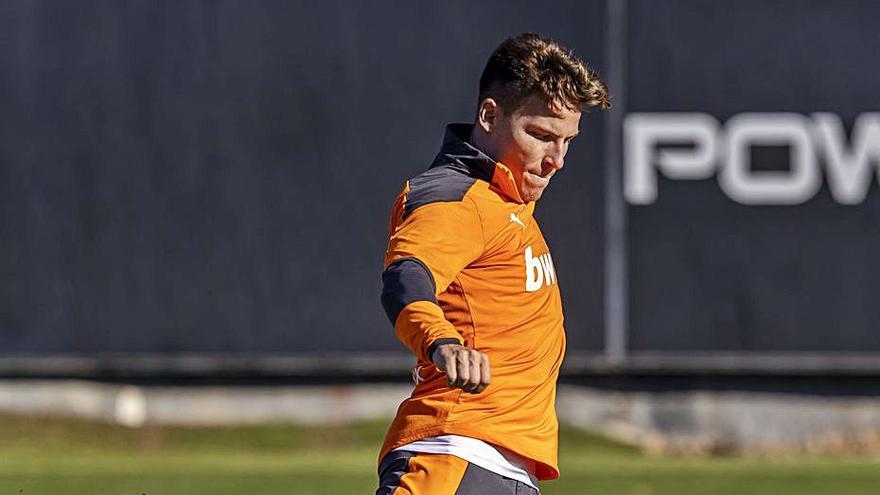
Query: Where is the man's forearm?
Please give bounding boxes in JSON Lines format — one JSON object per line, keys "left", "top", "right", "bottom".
{"left": 381, "top": 258, "right": 464, "bottom": 363}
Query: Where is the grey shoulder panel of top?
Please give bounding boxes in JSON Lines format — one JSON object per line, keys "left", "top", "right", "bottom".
{"left": 403, "top": 164, "right": 483, "bottom": 219}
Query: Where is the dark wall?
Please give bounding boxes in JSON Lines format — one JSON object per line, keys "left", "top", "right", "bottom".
{"left": 4, "top": 0, "right": 878, "bottom": 364}
{"left": 627, "top": 0, "right": 880, "bottom": 352}
{"left": 0, "top": 1, "right": 607, "bottom": 354}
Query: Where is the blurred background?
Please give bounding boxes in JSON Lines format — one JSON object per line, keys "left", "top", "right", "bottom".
{"left": 2, "top": 1, "right": 880, "bottom": 494}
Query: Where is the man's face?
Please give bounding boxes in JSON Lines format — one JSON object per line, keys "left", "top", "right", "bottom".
{"left": 483, "top": 94, "right": 581, "bottom": 202}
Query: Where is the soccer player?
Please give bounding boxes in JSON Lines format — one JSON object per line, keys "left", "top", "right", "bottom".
{"left": 376, "top": 33, "right": 610, "bottom": 494}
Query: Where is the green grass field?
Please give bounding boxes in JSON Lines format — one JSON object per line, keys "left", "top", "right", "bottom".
{"left": 2, "top": 413, "right": 879, "bottom": 495}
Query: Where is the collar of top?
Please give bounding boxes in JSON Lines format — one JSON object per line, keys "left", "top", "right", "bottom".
{"left": 430, "top": 123, "right": 525, "bottom": 204}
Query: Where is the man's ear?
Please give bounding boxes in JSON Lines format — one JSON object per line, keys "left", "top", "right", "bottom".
{"left": 477, "top": 98, "right": 498, "bottom": 133}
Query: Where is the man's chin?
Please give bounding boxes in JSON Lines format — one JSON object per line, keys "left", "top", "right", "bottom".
{"left": 521, "top": 188, "right": 546, "bottom": 202}
{"left": 520, "top": 172, "right": 550, "bottom": 202}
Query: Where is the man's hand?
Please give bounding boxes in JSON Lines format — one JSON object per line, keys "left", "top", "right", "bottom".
{"left": 430, "top": 343, "right": 491, "bottom": 393}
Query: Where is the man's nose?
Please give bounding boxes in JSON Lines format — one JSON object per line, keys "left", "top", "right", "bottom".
{"left": 544, "top": 145, "right": 565, "bottom": 171}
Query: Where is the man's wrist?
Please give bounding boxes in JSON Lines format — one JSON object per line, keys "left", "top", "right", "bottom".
{"left": 427, "top": 338, "right": 462, "bottom": 364}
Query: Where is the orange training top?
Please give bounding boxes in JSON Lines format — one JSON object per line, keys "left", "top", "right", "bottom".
{"left": 378, "top": 123, "right": 566, "bottom": 480}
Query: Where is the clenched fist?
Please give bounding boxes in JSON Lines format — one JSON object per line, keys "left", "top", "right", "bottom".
{"left": 430, "top": 343, "right": 491, "bottom": 393}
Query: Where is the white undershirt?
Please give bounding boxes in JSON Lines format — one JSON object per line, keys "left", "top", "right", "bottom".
{"left": 392, "top": 434, "right": 540, "bottom": 489}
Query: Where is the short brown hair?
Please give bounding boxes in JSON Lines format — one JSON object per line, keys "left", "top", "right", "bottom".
{"left": 479, "top": 33, "right": 610, "bottom": 113}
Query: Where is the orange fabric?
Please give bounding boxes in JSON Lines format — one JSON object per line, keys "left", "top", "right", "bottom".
{"left": 380, "top": 162, "right": 567, "bottom": 481}
{"left": 384, "top": 198, "right": 485, "bottom": 292}
{"left": 391, "top": 453, "right": 470, "bottom": 495}
{"left": 383, "top": 189, "right": 483, "bottom": 363}
{"left": 395, "top": 301, "right": 463, "bottom": 364}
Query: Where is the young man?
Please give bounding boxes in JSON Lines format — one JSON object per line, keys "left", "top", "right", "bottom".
{"left": 377, "top": 33, "right": 610, "bottom": 494}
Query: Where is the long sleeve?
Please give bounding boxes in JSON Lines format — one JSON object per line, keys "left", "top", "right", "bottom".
{"left": 380, "top": 185, "right": 485, "bottom": 362}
